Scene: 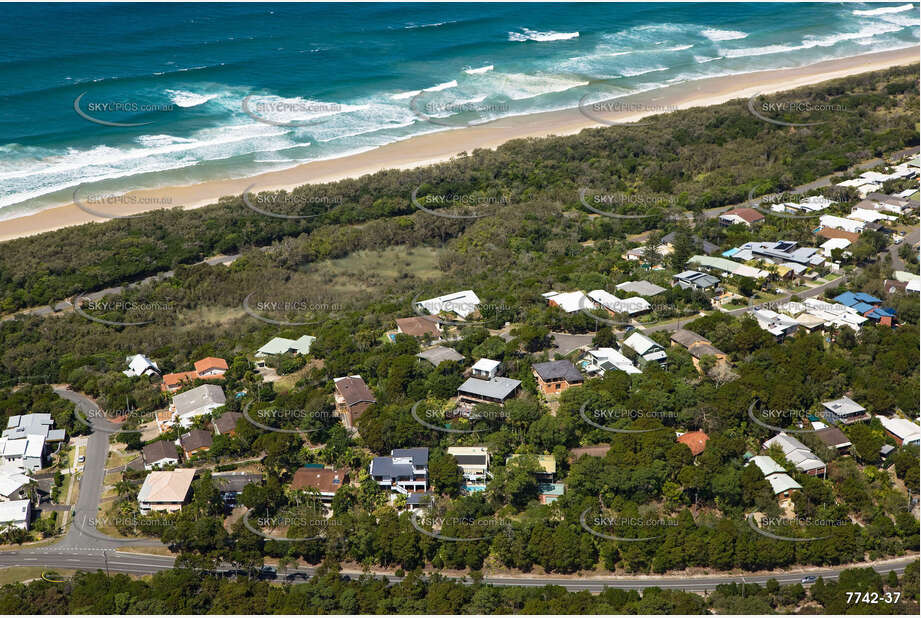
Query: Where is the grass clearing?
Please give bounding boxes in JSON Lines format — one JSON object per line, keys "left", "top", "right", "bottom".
{"left": 313, "top": 246, "right": 443, "bottom": 294}
{"left": 0, "top": 567, "right": 78, "bottom": 585}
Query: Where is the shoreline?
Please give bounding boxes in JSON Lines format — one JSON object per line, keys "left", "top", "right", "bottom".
{"left": 1, "top": 46, "right": 918, "bottom": 243}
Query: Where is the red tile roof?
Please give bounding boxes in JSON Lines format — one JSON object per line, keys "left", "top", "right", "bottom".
{"left": 677, "top": 431, "right": 709, "bottom": 456}
{"left": 194, "top": 357, "right": 228, "bottom": 374}
{"left": 291, "top": 467, "right": 349, "bottom": 494}
{"left": 722, "top": 207, "right": 764, "bottom": 224}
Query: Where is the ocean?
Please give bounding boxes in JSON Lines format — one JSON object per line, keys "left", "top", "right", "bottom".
{"left": 0, "top": 2, "right": 918, "bottom": 219}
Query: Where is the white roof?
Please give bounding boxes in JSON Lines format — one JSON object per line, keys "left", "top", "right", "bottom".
{"left": 907, "top": 279, "right": 921, "bottom": 293}
{"left": 585, "top": 347, "right": 641, "bottom": 374}
{"left": 820, "top": 238, "right": 851, "bottom": 251}
{"left": 623, "top": 332, "right": 662, "bottom": 356}
{"left": 767, "top": 473, "right": 802, "bottom": 495}
{"left": 0, "top": 467, "right": 30, "bottom": 497}
{"left": 848, "top": 208, "right": 896, "bottom": 223}
{"left": 859, "top": 171, "right": 892, "bottom": 183}
{"left": 543, "top": 290, "right": 592, "bottom": 313}
{"left": 471, "top": 358, "right": 501, "bottom": 372}
{"left": 820, "top": 215, "right": 864, "bottom": 233}
{"left": 764, "top": 433, "right": 824, "bottom": 473}
{"left": 256, "top": 335, "right": 315, "bottom": 356}
{"left": 0, "top": 499, "right": 30, "bottom": 524}
{"left": 416, "top": 290, "right": 481, "bottom": 319}
{"left": 124, "top": 354, "right": 159, "bottom": 377}
{"left": 0, "top": 438, "right": 27, "bottom": 457}
{"left": 878, "top": 416, "right": 921, "bottom": 443}
{"left": 588, "top": 289, "right": 651, "bottom": 315}
{"left": 749, "top": 455, "right": 786, "bottom": 477}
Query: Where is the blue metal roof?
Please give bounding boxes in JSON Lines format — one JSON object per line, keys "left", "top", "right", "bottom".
{"left": 834, "top": 292, "right": 859, "bottom": 307}
{"left": 854, "top": 292, "right": 882, "bottom": 304}
{"left": 851, "top": 302, "right": 874, "bottom": 314}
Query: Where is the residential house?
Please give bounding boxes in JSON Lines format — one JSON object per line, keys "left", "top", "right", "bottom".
{"left": 447, "top": 446, "right": 489, "bottom": 487}
{"left": 819, "top": 214, "right": 865, "bottom": 235}
{"left": 0, "top": 436, "right": 44, "bottom": 472}
{"left": 0, "top": 499, "right": 31, "bottom": 530}
{"left": 124, "top": 354, "right": 160, "bottom": 377}
{"left": 171, "top": 384, "right": 226, "bottom": 428}
{"left": 815, "top": 226, "right": 860, "bottom": 244}
{"left": 212, "top": 472, "right": 262, "bottom": 506}
{"left": 820, "top": 237, "right": 852, "bottom": 258}
{"left": 291, "top": 466, "right": 350, "bottom": 502}
{"left": 568, "top": 444, "right": 611, "bottom": 461}
{"left": 669, "top": 329, "right": 729, "bottom": 371}
{"left": 676, "top": 431, "right": 709, "bottom": 456}
{"left": 814, "top": 426, "right": 852, "bottom": 454}
{"left": 866, "top": 192, "right": 914, "bottom": 215}
{"left": 688, "top": 255, "right": 770, "bottom": 280}
{"left": 750, "top": 309, "right": 799, "bottom": 342}
{"left": 416, "top": 346, "right": 465, "bottom": 366}
{"left": 622, "top": 332, "right": 667, "bottom": 367}
{"left": 415, "top": 290, "right": 480, "bottom": 320}
{"left": 661, "top": 231, "right": 720, "bottom": 256}
{"left": 734, "top": 240, "right": 825, "bottom": 269}
{"left": 764, "top": 433, "right": 826, "bottom": 477}
{"left": 161, "top": 357, "right": 229, "bottom": 392}
{"left": 369, "top": 448, "right": 428, "bottom": 494}
{"left": 142, "top": 440, "right": 180, "bottom": 470}
{"left": 615, "top": 281, "right": 667, "bottom": 297}
{"left": 538, "top": 483, "right": 565, "bottom": 504}
{"left": 137, "top": 468, "right": 196, "bottom": 514}
{"left": 470, "top": 358, "right": 501, "bottom": 380}
{"left": 532, "top": 360, "right": 584, "bottom": 395}
{"left": 4, "top": 414, "right": 65, "bottom": 444}
{"left": 719, "top": 207, "right": 764, "bottom": 227}
{"left": 456, "top": 377, "right": 521, "bottom": 406}
{"left": 212, "top": 411, "right": 243, "bottom": 436}
{"left": 747, "top": 455, "right": 802, "bottom": 499}
{"left": 672, "top": 270, "right": 720, "bottom": 291}
{"left": 178, "top": 429, "right": 213, "bottom": 459}
{"left": 833, "top": 292, "right": 896, "bottom": 326}
{"left": 543, "top": 290, "right": 592, "bottom": 314}
{"left": 255, "top": 335, "right": 316, "bottom": 358}
{"left": 506, "top": 454, "right": 556, "bottom": 483}
{"left": 0, "top": 463, "right": 31, "bottom": 503}
{"left": 578, "top": 347, "right": 641, "bottom": 377}
{"left": 821, "top": 396, "right": 870, "bottom": 425}
{"left": 588, "top": 289, "right": 651, "bottom": 316}
{"left": 1, "top": 414, "right": 65, "bottom": 472}
{"left": 393, "top": 316, "right": 441, "bottom": 340}
{"left": 878, "top": 417, "right": 921, "bottom": 447}
{"left": 333, "top": 375, "right": 377, "bottom": 430}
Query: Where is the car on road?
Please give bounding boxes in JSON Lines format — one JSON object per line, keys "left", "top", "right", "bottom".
{"left": 801, "top": 575, "right": 817, "bottom": 584}
{"left": 78, "top": 455, "right": 85, "bottom": 463}
{"left": 258, "top": 566, "right": 277, "bottom": 580}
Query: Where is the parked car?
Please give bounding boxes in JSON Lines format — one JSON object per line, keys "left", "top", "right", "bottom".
{"left": 801, "top": 575, "right": 817, "bottom": 584}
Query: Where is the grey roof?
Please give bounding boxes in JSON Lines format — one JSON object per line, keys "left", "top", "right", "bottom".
{"left": 143, "top": 440, "right": 178, "bottom": 464}
{"left": 688, "top": 343, "right": 724, "bottom": 359}
{"left": 407, "top": 492, "right": 433, "bottom": 506}
{"left": 212, "top": 411, "right": 243, "bottom": 434}
{"left": 3, "top": 413, "right": 55, "bottom": 440}
{"left": 179, "top": 429, "right": 213, "bottom": 452}
{"left": 172, "top": 384, "right": 226, "bottom": 417}
{"left": 662, "top": 232, "right": 720, "bottom": 255}
{"left": 458, "top": 377, "right": 521, "bottom": 400}
{"left": 766, "top": 473, "right": 803, "bottom": 495}
{"left": 764, "top": 433, "right": 825, "bottom": 472}
{"left": 670, "top": 329, "right": 709, "bottom": 349}
{"left": 815, "top": 426, "right": 852, "bottom": 448}
{"left": 615, "top": 280, "right": 667, "bottom": 296}
{"left": 453, "top": 454, "right": 488, "bottom": 466}
{"left": 212, "top": 472, "right": 263, "bottom": 493}
{"left": 822, "top": 396, "right": 865, "bottom": 417}
{"left": 416, "top": 346, "right": 465, "bottom": 365}
{"left": 532, "top": 360, "right": 583, "bottom": 383}
{"left": 392, "top": 447, "right": 429, "bottom": 467}
{"left": 673, "top": 270, "right": 720, "bottom": 288}
{"left": 740, "top": 241, "right": 820, "bottom": 266}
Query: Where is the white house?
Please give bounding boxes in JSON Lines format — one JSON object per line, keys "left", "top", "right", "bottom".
{"left": 819, "top": 215, "right": 865, "bottom": 235}
{"left": 369, "top": 448, "right": 428, "bottom": 494}
{"left": 578, "top": 347, "right": 641, "bottom": 376}
{"left": 0, "top": 499, "right": 31, "bottom": 530}
{"left": 588, "top": 289, "right": 651, "bottom": 316}
{"left": 415, "top": 290, "right": 481, "bottom": 319}
{"left": 471, "top": 358, "right": 501, "bottom": 380}
{"left": 622, "top": 332, "right": 667, "bottom": 366}
{"left": 820, "top": 238, "right": 851, "bottom": 257}
{"left": 171, "top": 384, "right": 226, "bottom": 428}
{"left": 878, "top": 416, "right": 921, "bottom": 447}
{"left": 543, "top": 291, "right": 592, "bottom": 314}
{"left": 750, "top": 309, "right": 799, "bottom": 342}
{"left": 124, "top": 354, "right": 160, "bottom": 377}
{"left": 0, "top": 462, "right": 31, "bottom": 502}
{"left": 848, "top": 208, "right": 896, "bottom": 224}
{"left": 447, "top": 446, "right": 489, "bottom": 485}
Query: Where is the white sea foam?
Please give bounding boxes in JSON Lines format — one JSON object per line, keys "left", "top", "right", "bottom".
{"left": 390, "top": 79, "right": 458, "bottom": 100}
{"left": 484, "top": 72, "right": 589, "bottom": 100}
{"left": 509, "top": 28, "right": 579, "bottom": 42}
{"left": 852, "top": 3, "right": 914, "bottom": 16}
{"left": 165, "top": 89, "right": 219, "bottom": 107}
{"left": 464, "top": 65, "right": 494, "bottom": 74}
{"left": 619, "top": 66, "right": 669, "bottom": 77}
{"left": 701, "top": 28, "right": 749, "bottom": 41}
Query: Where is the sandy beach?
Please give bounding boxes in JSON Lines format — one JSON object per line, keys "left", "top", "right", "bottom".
{"left": 1, "top": 46, "right": 917, "bottom": 243}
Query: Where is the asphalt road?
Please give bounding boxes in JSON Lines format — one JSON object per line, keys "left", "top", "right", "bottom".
{"left": 0, "top": 551, "right": 915, "bottom": 593}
